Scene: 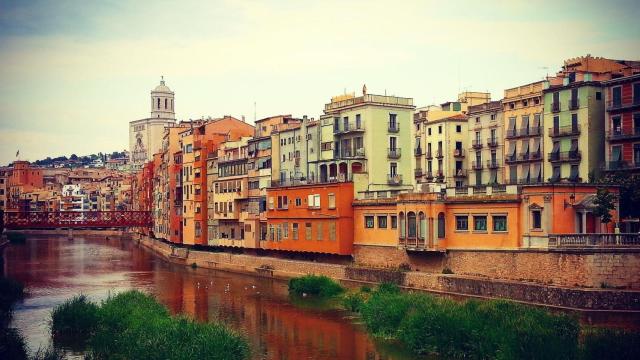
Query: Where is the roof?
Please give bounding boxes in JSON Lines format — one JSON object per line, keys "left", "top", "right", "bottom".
{"left": 572, "top": 194, "right": 597, "bottom": 210}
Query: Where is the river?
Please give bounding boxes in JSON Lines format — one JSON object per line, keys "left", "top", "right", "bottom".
{"left": 3, "top": 234, "right": 416, "bottom": 359}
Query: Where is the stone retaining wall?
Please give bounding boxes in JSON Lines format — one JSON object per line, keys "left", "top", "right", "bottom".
{"left": 134, "top": 234, "right": 640, "bottom": 311}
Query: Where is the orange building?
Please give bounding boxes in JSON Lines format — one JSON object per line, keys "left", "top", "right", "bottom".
{"left": 353, "top": 184, "right": 619, "bottom": 261}
{"left": 265, "top": 182, "right": 354, "bottom": 255}
{"left": 7, "top": 161, "right": 44, "bottom": 211}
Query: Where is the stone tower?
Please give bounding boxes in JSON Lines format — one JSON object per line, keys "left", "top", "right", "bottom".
{"left": 150, "top": 76, "right": 175, "bottom": 119}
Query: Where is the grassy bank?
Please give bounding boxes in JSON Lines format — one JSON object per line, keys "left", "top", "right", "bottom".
{"left": 51, "top": 290, "right": 250, "bottom": 360}
{"left": 289, "top": 276, "right": 640, "bottom": 359}
{"left": 0, "top": 276, "right": 27, "bottom": 359}
{"left": 288, "top": 274, "right": 345, "bottom": 298}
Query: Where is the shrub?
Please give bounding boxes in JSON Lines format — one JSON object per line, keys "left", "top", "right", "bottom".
{"left": 376, "top": 282, "right": 400, "bottom": 294}
{"left": 0, "top": 277, "right": 25, "bottom": 325}
{"left": 50, "top": 294, "right": 100, "bottom": 339}
{"left": 581, "top": 327, "right": 640, "bottom": 360}
{"left": 0, "top": 327, "right": 28, "bottom": 360}
{"left": 6, "top": 232, "right": 26, "bottom": 244}
{"left": 360, "top": 290, "right": 434, "bottom": 338}
{"left": 288, "top": 275, "right": 344, "bottom": 298}
{"left": 342, "top": 292, "right": 367, "bottom": 312}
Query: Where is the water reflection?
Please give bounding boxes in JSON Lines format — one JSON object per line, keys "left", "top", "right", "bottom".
{"left": 3, "top": 236, "right": 415, "bottom": 360}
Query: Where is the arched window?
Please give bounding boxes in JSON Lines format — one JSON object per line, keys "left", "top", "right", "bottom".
{"left": 419, "top": 212, "right": 426, "bottom": 240}
{"left": 157, "top": 98, "right": 160, "bottom": 109}
{"left": 407, "top": 212, "right": 417, "bottom": 238}
{"left": 399, "top": 212, "right": 406, "bottom": 239}
{"left": 437, "top": 212, "right": 445, "bottom": 238}
{"left": 165, "top": 98, "right": 168, "bottom": 109}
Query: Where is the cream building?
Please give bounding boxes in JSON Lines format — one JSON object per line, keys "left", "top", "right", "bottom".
{"left": 129, "top": 77, "right": 176, "bottom": 170}
{"left": 466, "top": 101, "right": 504, "bottom": 186}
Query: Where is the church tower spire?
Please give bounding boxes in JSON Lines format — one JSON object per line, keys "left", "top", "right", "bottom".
{"left": 150, "top": 76, "right": 175, "bottom": 119}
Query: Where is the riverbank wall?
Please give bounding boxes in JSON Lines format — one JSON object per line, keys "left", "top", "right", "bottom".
{"left": 133, "top": 233, "right": 640, "bottom": 312}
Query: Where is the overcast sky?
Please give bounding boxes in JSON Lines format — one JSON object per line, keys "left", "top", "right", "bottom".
{"left": 1, "top": 0, "right": 639, "bottom": 165}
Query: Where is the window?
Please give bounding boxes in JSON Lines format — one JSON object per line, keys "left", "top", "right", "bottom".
{"left": 407, "top": 212, "right": 417, "bottom": 238}
{"left": 378, "top": 215, "right": 387, "bottom": 228}
{"left": 428, "top": 128, "right": 432, "bottom": 136}
{"left": 268, "top": 197, "right": 274, "bottom": 210}
{"left": 390, "top": 215, "right": 397, "bottom": 229}
{"left": 317, "top": 223, "right": 323, "bottom": 240}
{"left": 329, "top": 222, "right": 336, "bottom": 241}
{"left": 292, "top": 223, "right": 299, "bottom": 240}
{"left": 493, "top": 216, "right": 507, "bottom": 232}
{"left": 438, "top": 125, "right": 442, "bottom": 134}
{"left": 455, "top": 215, "right": 468, "bottom": 231}
{"left": 356, "top": 114, "right": 361, "bottom": 129}
{"left": 456, "top": 125, "right": 462, "bottom": 133}
{"left": 595, "top": 92, "right": 602, "bottom": 100}
{"left": 328, "top": 193, "right": 336, "bottom": 209}
{"left": 305, "top": 223, "right": 312, "bottom": 240}
{"left": 283, "top": 222, "right": 289, "bottom": 239}
{"left": 295, "top": 198, "right": 302, "bottom": 206}
{"left": 365, "top": 216, "right": 375, "bottom": 228}
{"left": 473, "top": 215, "right": 487, "bottom": 231}
{"left": 532, "top": 210, "right": 542, "bottom": 229}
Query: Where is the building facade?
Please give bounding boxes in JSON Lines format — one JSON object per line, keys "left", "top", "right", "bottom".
{"left": 603, "top": 73, "right": 640, "bottom": 174}
{"left": 466, "top": 101, "right": 504, "bottom": 186}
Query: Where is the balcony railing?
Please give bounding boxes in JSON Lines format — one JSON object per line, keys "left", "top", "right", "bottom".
{"left": 607, "top": 128, "right": 640, "bottom": 141}
{"left": 453, "top": 169, "right": 467, "bottom": 178}
{"left": 549, "top": 125, "right": 581, "bottom": 137}
{"left": 415, "top": 147, "right": 422, "bottom": 156}
{"left": 425, "top": 151, "right": 433, "bottom": 159}
{"left": 506, "top": 127, "right": 541, "bottom": 139}
{"left": 424, "top": 171, "right": 433, "bottom": 179}
{"left": 551, "top": 102, "right": 561, "bottom": 113}
{"left": 548, "top": 150, "right": 581, "bottom": 162}
{"left": 471, "top": 161, "right": 483, "bottom": 170}
{"left": 486, "top": 160, "right": 500, "bottom": 168}
{"left": 487, "top": 137, "right": 499, "bottom": 147}
{"left": 388, "top": 122, "right": 400, "bottom": 133}
{"left": 414, "top": 168, "right": 423, "bottom": 177}
{"left": 387, "top": 174, "right": 403, "bottom": 185}
{"left": 568, "top": 98, "right": 579, "bottom": 110}
{"left": 334, "top": 122, "right": 365, "bottom": 134}
{"left": 606, "top": 98, "right": 640, "bottom": 111}
{"left": 548, "top": 233, "right": 640, "bottom": 248}
{"left": 388, "top": 148, "right": 401, "bottom": 159}
{"left": 435, "top": 150, "right": 444, "bottom": 158}
{"left": 471, "top": 140, "right": 483, "bottom": 149}
{"left": 603, "top": 160, "right": 640, "bottom": 171}
{"left": 336, "top": 148, "right": 366, "bottom": 159}
{"left": 453, "top": 148, "right": 465, "bottom": 158}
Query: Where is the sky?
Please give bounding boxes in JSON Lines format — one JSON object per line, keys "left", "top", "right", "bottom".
{"left": 0, "top": 0, "right": 639, "bottom": 165}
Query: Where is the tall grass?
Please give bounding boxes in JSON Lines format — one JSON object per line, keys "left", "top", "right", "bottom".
{"left": 51, "top": 290, "right": 250, "bottom": 360}
{"left": 50, "top": 295, "right": 99, "bottom": 339}
{"left": 288, "top": 275, "right": 344, "bottom": 298}
{"left": 354, "top": 283, "right": 583, "bottom": 359}
{"left": 581, "top": 327, "right": 640, "bottom": 360}
{"left": 0, "top": 276, "right": 27, "bottom": 360}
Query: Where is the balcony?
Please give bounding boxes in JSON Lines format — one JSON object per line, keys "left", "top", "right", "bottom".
{"left": 518, "top": 152, "right": 530, "bottom": 161}
{"left": 487, "top": 137, "right": 499, "bottom": 147}
{"left": 435, "top": 170, "right": 444, "bottom": 180}
{"left": 334, "top": 122, "right": 365, "bottom": 135}
{"left": 606, "top": 98, "right": 640, "bottom": 112}
{"left": 471, "top": 140, "right": 483, "bottom": 149}
{"left": 603, "top": 160, "right": 640, "bottom": 171}
{"left": 551, "top": 102, "right": 561, "bottom": 113}
{"left": 388, "top": 122, "right": 400, "bottom": 133}
{"left": 548, "top": 233, "right": 640, "bottom": 248}
{"left": 424, "top": 171, "right": 433, "bottom": 180}
{"left": 486, "top": 160, "right": 500, "bottom": 169}
{"left": 607, "top": 128, "right": 640, "bottom": 141}
{"left": 506, "top": 127, "right": 541, "bottom": 139}
{"left": 504, "top": 153, "right": 518, "bottom": 164}
{"left": 387, "top": 174, "right": 403, "bottom": 185}
{"left": 337, "top": 148, "right": 366, "bottom": 159}
{"left": 568, "top": 98, "right": 579, "bottom": 110}
{"left": 415, "top": 168, "right": 423, "bottom": 177}
{"left": 425, "top": 151, "right": 433, "bottom": 159}
{"left": 435, "top": 150, "right": 444, "bottom": 158}
{"left": 549, "top": 125, "right": 581, "bottom": 137}
{"left": 415, "top": 147, "right": 422, "bottom": 156}
{"left": 453, "top": 169, "right": 467, "bottom": 178}
{"left": 387, "top": 148, "right": 401, "bottom": 159}
{"left": 548, "top": 150, "right": 581, "bottom": 162}
{"left": 453, "top": 148, "right": 465, "bottom": 158}
{"left": 471, "top": 161, "right": 483, "bottom": 170}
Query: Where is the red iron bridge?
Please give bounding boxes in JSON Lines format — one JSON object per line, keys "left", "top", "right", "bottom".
{"left": 2, "top": 211, "right": 152, "bottom": 230}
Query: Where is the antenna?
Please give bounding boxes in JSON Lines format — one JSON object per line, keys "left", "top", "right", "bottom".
{"left": 253, "top": 101, "right": 256, "bottom": 122}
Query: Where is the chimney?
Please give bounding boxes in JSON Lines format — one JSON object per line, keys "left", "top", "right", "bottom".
{"left": 242, "top": 115, "right": 245, "bottom": 122}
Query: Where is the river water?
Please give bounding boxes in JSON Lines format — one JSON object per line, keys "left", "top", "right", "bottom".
{"left": 3, "top": 235, "right": 416, "bottom": 359}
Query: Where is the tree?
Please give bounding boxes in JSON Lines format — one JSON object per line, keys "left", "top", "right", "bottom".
{"left": 70, "top": 154, "right": 78, "bottom": 160}
{"left": 594, "top": 171, "right": 640, "bottom": 220}
{"left": 593, "top": 188, "right": 616, "bottom": 230}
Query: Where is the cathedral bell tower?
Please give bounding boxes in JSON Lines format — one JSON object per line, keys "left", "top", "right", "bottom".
{"left": 150, "top": 76, "right": 175, "bottom": 119}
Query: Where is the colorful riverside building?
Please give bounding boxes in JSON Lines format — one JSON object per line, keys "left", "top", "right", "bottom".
{"left": 543, "top": 56, "right": 640, "bottom": 183}
{"left": 6, "top": 161, "right": 44, "bottom": 211}
{"left": 179, "top": 117, "right": 254, "bottom": 246}
{"left": 603, "top": 73, "right": 640, "bottom": 174}
{"left": 264, "top": 181, "right": 354, "bottom": 255}
{"left": 352, "top": 183, "right": 619, "bottom": 265}
{"left": 315, "top": 88, "right": 416, "bottom": 199}
{"left": 466, "top": 101, "right": 504, "bottom": 186}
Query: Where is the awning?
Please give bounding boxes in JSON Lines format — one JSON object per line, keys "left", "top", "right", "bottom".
{"left": 488, "top": 171, "right": 498, "bottom": 184}
{"left": 521, "top": 115, "right": 529, "bottom": 129}
{"left": 507, "top": 142, "right": 516, "bottom": 156}
{"left": 532, "top": 164, "right": 541, "bottom": 182}
{"left": 570, "top": 140, "right": 578, "bottom": 152}
{"left": 532, "top": 114, "right": 541, "bottom": 128}
{"left": 532, "top": 138, "right": 541, "bottom": 153}
{"left": 521, "top": 164, "right": 530, "bottom": 181}
{"left": 508, "top": 117, "right": 516, "bottom": 131}
{"left": 551, "top": 141, "right": 560, "bottom": 153}
{"left": 521, "top": 140, "right": 529, "bottom": 154}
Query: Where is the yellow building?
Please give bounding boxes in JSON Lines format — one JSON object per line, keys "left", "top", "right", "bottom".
{"left": 503, "top": 81, "right": 545, "bottom": 184}
{"left": 466, "top": 101, "right": 504, "bottom": 186}
{"left": 180, "top": 128, "right": 196, "bottom": 245}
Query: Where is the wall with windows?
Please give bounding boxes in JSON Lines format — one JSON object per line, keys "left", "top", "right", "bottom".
{"left": 264, "top": 182, "right": 354, "bottom": 255}
{"left": 445, "top": 201, "right": 520, "bottom": 249}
